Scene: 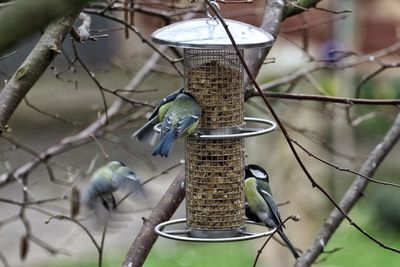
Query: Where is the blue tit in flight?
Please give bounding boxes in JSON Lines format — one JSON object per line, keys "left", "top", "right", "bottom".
{"left": 132, "top": 87, "right": 184, "bottom": 146}
{"left": 152, "top": 92, "right": 201, "bottom": 157}
{"left": 82, "top": 161, "right": 143, "bottom": 211}
{"left": 244, "top": 164, "right": 300, "bottom": 259}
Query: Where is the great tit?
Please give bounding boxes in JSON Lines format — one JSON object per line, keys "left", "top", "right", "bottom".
{"left": 132, "top": 87, "right": 184, "bottom": 146}
{"left": 82, "top": 161, "right": 143, "bottom": 211}
{"left": 244, "top": 164, "right": 300, "bottom": 259}
{"left": 152, "top": 92, "right": 201, "bottom": 157}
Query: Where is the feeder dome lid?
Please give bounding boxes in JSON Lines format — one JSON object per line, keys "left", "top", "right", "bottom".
{"left": 151, "top": 18, "right": 274, "bottom": 49}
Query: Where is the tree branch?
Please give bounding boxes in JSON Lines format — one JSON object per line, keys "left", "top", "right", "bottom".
{"left": 0, "top": 0, "right": 89, "bottom": 53}
{"left": 0, "top": 50, "right": 164, "bottom": 187}
{"left": 295, "top": 112, "right": 400, "bottom": 266}
{"left": 244, "top": 0, "right": 324, "bottom": 88}
{"left": 0, "top": 11, "right": 81, "bottom": 132}
{"left": 122, "top": 168, "right": 186, "bottom": 267}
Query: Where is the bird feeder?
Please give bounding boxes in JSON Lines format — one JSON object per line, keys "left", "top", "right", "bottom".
{"left": 153, "top": 2, "right": 276, "bottom": 242}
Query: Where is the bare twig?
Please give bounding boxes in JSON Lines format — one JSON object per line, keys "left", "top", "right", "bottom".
{"left": 255, "top": 41, "right": 400, "bottom": 93}
{"left": 253, "top": 229, "right": 277, "bottom": 267}
{"left": 24, "top": 97, "right": 81, "bottom": 125}
{"left": 295, "top": 112, "right": 400, "bottom": 266}
{"left": 292, "top": 139, "right": 400, "bottom": 189}
{"left": 86, "top": 10, "right": 184, "bottom": 77}
{"left": 0, "top": 134, "right": 70, "bottom": 186}
{"left": 98, "top": 216, "right": 109, "bottom": 267}
{"left": 247, "top": 91, "right": 400, "bottom": 106}
{"left": 46, "top": 215, "right": 100, "bottom": 252}
{"left": 0, "top": 50, "right": 16, "bottom": 61}
{"left": 355, "top": 61, "right": 400, "bottom": 98}
{"left": 0, "top": 251, "right": 10, "bottom": 267}
{"left": 253, "top": 215, "right": 300, "bottom": 267}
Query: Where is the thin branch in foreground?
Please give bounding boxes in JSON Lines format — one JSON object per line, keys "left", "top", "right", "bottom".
{"left": 0, "top": 250, "right": 10, "bottom": 267}
{"left": 71, "top": 40, "right": 109, "bottom": 124}
{"left": 295, "top": 112, "right": 400, "bottom": 266}
{"left": 85, "top": 10, "right": 184, "bottom": 77}
{"left": 46, "top": 215, "right": 100, "bottom": 252}
{"left": 0, "top": 134, "right": 70, "bottom": 186}
{"left": 253, "top": 229, "right": 277, "bottom": 267}
{"left": 291, "top": 138, "right": 400, "bottom": 189}
{"left": 0, "top": 50, "right": 16, "bottom": 61}
{"left": 253, "top": 215, "right": 300, "bottom": 267}
{"left": 247, "top": 91, "right": 400, "bottom": 106}
{"left": 29, "top": 234, "right": 69, "bottom": 256}
{"left": 355, "top": 61, "right": 400, "bottom": 98}
{"left": 314, "top": 247, "right": 343, "bottom": 264}
{"left": 24, "top": 97, "right": 81, "bottom": 125}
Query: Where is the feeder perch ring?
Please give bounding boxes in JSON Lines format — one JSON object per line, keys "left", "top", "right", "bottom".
{"left": 154, "top": 117, "right": 276, "bottom": 139}
{"left": 154, "top": 218, "right": 276, "bottom": 243}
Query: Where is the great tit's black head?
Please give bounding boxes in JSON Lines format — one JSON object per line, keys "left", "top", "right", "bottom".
{"left": 245, "top": 164, "right": 269, "bottom": 182}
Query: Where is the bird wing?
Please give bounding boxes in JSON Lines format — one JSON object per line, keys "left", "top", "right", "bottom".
{"left": 256, "top": 186, "right": 285, "bottom": 228}
{"left": 131, "top": 116, "right": 159, "bottom": 145}
{"left": 176, "top": 115, "right": 199, "bottom": 137}
{"left": 148, "top": 87, "right": 184, "bottom": 120}
{"left": 159, "top": 115, "right": 173, "bottom": 139}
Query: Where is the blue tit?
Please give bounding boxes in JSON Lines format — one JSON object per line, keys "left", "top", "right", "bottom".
{"left": 244, "top": 164, "right": 300, "bottom": 259}
{"left": 152, "top": 92, "right": 201, "bottom": 157}
{"left": 132, "top": 87, "right": 184, "bottom": 146}
{"left": 82, "top": 161, "right": 143, "bottom": 211}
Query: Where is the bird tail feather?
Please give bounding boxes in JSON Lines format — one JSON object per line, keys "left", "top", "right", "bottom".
{"left": 277, "top": 228, "right": 300, "bottom": 259}
{"left": 132, "top": 116, "right": 159, "bottom": 146}
{"left": 152, "top": 128, "right": 177, "bottom": 157}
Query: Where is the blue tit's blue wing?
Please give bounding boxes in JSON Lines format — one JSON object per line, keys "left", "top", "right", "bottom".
{"left": 160, "top": 115, "right": 173, "bottom": 139}
{"left": 112, "top": 168, "right": 145, "bottom": 197}
{"left": 148, "top": 87, "right": 184, "bottom": 120}
{"left": 256, "top": 186, "right": 285, "bottom": 227}
{"left": 176, "top": 115, "right": 199, "bottom": 137}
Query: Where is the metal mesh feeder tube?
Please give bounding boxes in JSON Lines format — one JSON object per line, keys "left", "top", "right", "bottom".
{"left": 152, "top": 15, "right": 275, "bottom": 241}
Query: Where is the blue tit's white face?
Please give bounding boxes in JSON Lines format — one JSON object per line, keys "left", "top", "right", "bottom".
{"left": 107, "top": 161, "right": 125, "bottom": 171}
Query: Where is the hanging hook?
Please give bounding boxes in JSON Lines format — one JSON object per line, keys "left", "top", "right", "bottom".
{"left": 206, "top": 0, "right": 221, "bottom": 20}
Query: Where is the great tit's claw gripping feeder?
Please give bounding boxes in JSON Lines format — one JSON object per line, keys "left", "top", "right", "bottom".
{"left": 152, "top": 1, "right": 276, "bottom": 242}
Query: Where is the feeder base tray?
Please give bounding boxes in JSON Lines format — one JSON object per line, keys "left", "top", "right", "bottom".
{"left": 154, "top": 218, "right": 276, "bottom": 243}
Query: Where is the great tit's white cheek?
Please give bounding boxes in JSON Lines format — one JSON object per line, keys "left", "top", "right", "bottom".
{"left": 250, "top": 169, "right": 267, "bottom": 179}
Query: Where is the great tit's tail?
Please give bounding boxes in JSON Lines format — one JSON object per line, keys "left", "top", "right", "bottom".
{"left": 152, "top": 127, "right": 177, "bottom": 157}
{"left": 132, "top": 116, "right": 159, "bottom": 146}
{"left": 277, "top": 228, "right": 300, "bottom": 259}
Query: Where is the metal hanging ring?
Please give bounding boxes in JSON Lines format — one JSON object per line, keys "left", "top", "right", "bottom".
{"left": 206, "top": 1, "right": 221, "bottom": 19}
